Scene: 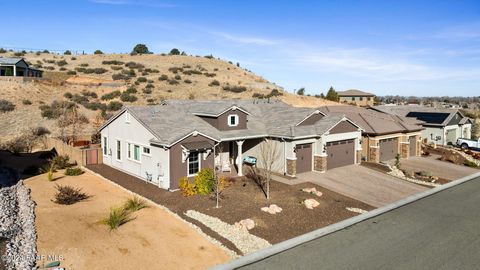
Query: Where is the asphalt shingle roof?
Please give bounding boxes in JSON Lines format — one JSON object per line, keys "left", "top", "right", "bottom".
{"left": 0, "top": 57, "right": 23, "bottom": 65}
{"left": 337, "top": 89, "right": 375, "bottom": 97}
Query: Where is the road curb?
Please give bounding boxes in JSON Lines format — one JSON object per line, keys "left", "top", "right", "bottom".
{"left": 211, "top": 171, "right": 480, "bottom": 270}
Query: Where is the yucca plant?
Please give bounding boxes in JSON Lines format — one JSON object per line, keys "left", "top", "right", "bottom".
{"left": 101, "top": 207, "right": 132, "bottom": 231}
{"left": 47, "top": 162, "right": 55, "bottom": 181}
{"left": 124, "top": 196, "right": 147, "bottom": 212}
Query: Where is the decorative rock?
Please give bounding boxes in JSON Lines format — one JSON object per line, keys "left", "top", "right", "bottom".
{"left": 303, "top": 199, "right": 320, "bottom": 209}
{"left": 301, "top": 187, "right": 323, "bottom": 197}
{"left": 386, "top": 164, "right": 440, "bottom": 187}
{"left": 235, "top": 219, "right": 255, "bottom": 231}
{"left": 260, "top": 204, "right": 283, "bottom": 214}
{"left": 346, "top": 207, "right": 368, "bottom": 214}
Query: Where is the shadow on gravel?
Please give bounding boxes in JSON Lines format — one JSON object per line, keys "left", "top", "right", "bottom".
{"left": 0, "top": 237, "right": 7, "bottom": 270}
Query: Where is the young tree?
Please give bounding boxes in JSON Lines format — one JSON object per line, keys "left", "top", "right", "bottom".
{"left": 64, "top": 50, "right": 72, "bottom": 55}
{"left": 257, "top": 138, "right": 281, "bottom": 200}
{"left": 296, "top": 87, "right": 305, "bottom": 96}
{"left": 67, "top": 106, "right": 89, "bottom": 142}
{"left": 94, "top": 50, "right": 104, "bottom": 55}
{"left": 132, "top": 44, "right": 151, "bottom": 54}
{"left": 325, "top": 86, "right": 339, "bottom": 102}
{"left": 169, "top": 48, "right": 180, "bottom": 55}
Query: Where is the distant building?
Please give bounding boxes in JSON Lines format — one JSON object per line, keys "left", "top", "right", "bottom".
{"left": 337, "top": 89, "right": 375, "bottom": 106}
{"left": 0, "top": 57, "right": 43, "bottom": 77}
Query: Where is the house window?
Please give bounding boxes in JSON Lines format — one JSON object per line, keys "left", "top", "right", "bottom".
{"left": 367, "top": 97, "right": 372, "bottom": 101}
{"left": 359, "top": 97, "right": 363, "bottom": 101}
{"left": 127, "top": 143, "right": 131, "bottom": 159}
{"left": 351, "top": 97, "right": 356, "bottom": 101}
{"left": 116, "top": 140, "right": 121, "bottom": 160}
{"left": 228, "top": 114, "right": 239, "bottom": 127}
{"left": 134, "top": 145, "right": 140, "bottom": 161}
{"left": 125, "top": 111, "right": 131, "bottom": 123}
{"left": 188, "top": 152, "right": 200, "bottom": 176}
{"left": 103, "top": 137, "right": 108, "bottom": 155}
{"left": 143, "top": 147, "right": 150, "bottom": 155}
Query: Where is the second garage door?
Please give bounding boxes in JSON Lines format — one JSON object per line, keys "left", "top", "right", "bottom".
{"left": 379, "top": 138, "right": 398, "bottom": 161}
{"left": 296, "top": 143, "right": 312, "bottom": 173}
{"left": 326, "top": 139, "right": 355, "bottom": 170}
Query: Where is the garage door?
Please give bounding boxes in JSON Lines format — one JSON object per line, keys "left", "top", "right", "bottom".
{"left": 379, "top": 138, "right": 398, "bottom": 161}
{"left": 326, "top": 139, "right": 355, "bottom": 170}
{"left": 409, "top": 136, "right": 416, "bottom": 157}
{"left": 296, "top": 143, "right": 312, "bottom": 173}
{"left": 446, "top": 129, "right": 456, "bottom": 145}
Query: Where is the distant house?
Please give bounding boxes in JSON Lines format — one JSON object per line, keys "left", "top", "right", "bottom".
{"left": 0, "top": 57, "right": 43, "bottom": 77}
{"left": 372, "top": 105, "right": 473, "bottom": 145}
{"left": 337, "top": 89, "right": 375, "bottom": 106}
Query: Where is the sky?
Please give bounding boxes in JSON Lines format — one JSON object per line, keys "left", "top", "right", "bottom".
{"left": 1, "top": 0, "right": 479, "bottom": 96}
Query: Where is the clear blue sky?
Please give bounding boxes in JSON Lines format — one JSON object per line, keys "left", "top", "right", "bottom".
{"left": 1, "top": 0, "right": 479, "bottom": 96}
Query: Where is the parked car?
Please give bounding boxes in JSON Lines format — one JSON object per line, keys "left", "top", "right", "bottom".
{"left": 457, "top": 138, "right": 480, "bottom": 150}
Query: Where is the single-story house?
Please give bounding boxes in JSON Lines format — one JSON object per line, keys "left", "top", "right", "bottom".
{"left": 337, "top": 89, "right": 375, "bottom": 107}
{"left": 372, "top": 105, "right": 473, "bottom": 146}
{"left": 99, "top": 99, "right": 364, "bottom": 190}
{"left": 318, "top": 106, "right": 424, "bottom": 163}
{"left": 0, "top": 57, "right": 43, "bottom": 77}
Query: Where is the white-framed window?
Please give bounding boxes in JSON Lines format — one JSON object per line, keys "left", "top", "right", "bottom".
{"left": 127, "top": 143, "right": 132, "bottom": 159}
{"left": 103, "top": 137, "right": 108, "bottom": 155}
{"left": 116, "top": 140, "right": 121, "bottom": 160}
{"left": 133, "top": 145, "right": 140, "bottom": 161}
{"left": 143, "top": 146, "right": 151, "bottom": 155}
{"left": 228, "top": 114, "right": 239, "bottom": 127}
{"left": 125, "top": 111, "right": 131, "bottom": 123}
{"left": 187, "top": 152, "right": 200, "bottom": 176}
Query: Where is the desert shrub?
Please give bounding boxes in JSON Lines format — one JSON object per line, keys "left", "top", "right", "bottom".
{"left": 394, "top": 154, "right": 401, "bottom": 168}
{"left": 269, "top": 89, "right": 283, "bottom": 97}
{"left": 101, "top": 90, "right": 121, "bottom": 100}
{"left": 0, "top": 48, "right": 6, "bottom": 53}
{"left": 2, "top": 136, "right": 29, "bottom": 154}
{"left": 213, "top": 68, "right": 219, "bottom": 71}
{"left": 159, "top": 74, "right": 168, "bottom": 81}
{"left": 184, "top": 79, "right": 192, "bottom": 84}
{"left": 252, "top": 93, "right": 265, "bottom": 99}
{"left": 84, "top": 101, "right": 107, "bottom": 111}
{"left": 62, "top": 92, "right": 72, "bottom": 99}
{"left": 89, "top": 68, "right": 108, "bottom": 74}
{"left": 204, "top": 54, "right": 214, "bottom": 59}
{"left": 64, "top": 167, "right": 84, "bottom": 176}
{"left": 102, "top": 60, "right": 124, "bottom": 65}
{"left": 0, "top": 100, "right": 15, "bottom": 112}
{"left": 120, "top": 92, "right": 138, "bottom": 102}
{"left": 60, "top": 67, "right": 67, "bottom": 72}
{"left": 173, "top": 74, "right": 181, "bottom": 80}
{"left": 124, "top": 196, "right": 147, "bottom": 212}
{"left": 67, "top": 70, "right": 77, "bottom": 75}
{"left": 64, "top": 50, "right": 72, "bottom": 55}
{"left": 82, "top": 90, "right": 98, "bottom": 98}
{"left": 107, "top": 101, "right": 123, "bottom": 111}
{"left": 208, "top": 80, "right": 220, "bottom": 87}
{"left": 145, "top": 83, "right": 154, "bottom": 89}
{"left": 194, "top": 168, "right": 214, "bottom": 195}
{"left": 53, "top": 184, "right": 90, "bottom": 205}
{"left": 132, "top": 44, "right": 151, "bottom": 54}
{"left": 168, "top": 79, "right": 179, "bottom": 85}
{"left": 111, "top": 66, "right": 123, "bottom": 71}
{"left": 136, "top": 77, "right": 147, "bottom": 83}
{"left": 125, "top": 61, "right": 144, "bottom": 69}
{"left": 168, "top": 67, "right": 183, "bottom": 74}
{"left": 125, "top": 86, "right": 137, "bottom": 94}
{"left": 419, "top": 170, "right": 433, "bottom": 178}
{"left": 42, "top": 50, "right": 50, "bottom": 53}
{"left": 51, "top": 154, "right": 71, "bottom": 170}
{"left": 188, "top": 93, "right": 195, "bottom": 100}
{"left": 101, "top": 207, "right": 132, "bottom": 230}
{"left": 179, "top": 177, "right": 196, "bottom": 197}
{"left": 204, "top": 72, "right": 216, "bottom": 77}
{"left": 79, "top": 63, "right": 89, "bottom": 67}
{"left": 71, "top": 57, "right": 76, "bottom": 60}
{"left": 57, "top": 60, "right": 68, "bottom": 66}
{"left": 142, "top": 88, "right": 152, "bottom": 94}
{"left": 94, "top": 49, "right": 104, "bottom": 54}
{"left": 22, "top": 99, "right": 32, "bottom": 105}
{"left": 14, "top": 51, "right": 25, "bottom": 57}
{"left": 71, "top": 94, "right": 89, "bottom": 105}
{"left": 44, "top": 66, "right": 55, "bottom": 71}
{"left": 464, "top": 160, "right": 478, "bottom": 167}
{"left": 112, "top": 73, "right": 127, "bottom": 80}
{"left": 223, "top": 85, "right": 247, "bottom": 93}
{"left": 144, "top": 68, "right": 159, "bottom": 73}
{"left": 146, "top": 98, "right": 156, "bottom": 104}
{"left": 169, "top": 48, "right": 180, "bottom": 55}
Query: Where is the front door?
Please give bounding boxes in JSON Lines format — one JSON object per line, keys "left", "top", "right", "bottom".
{"left": 296, "top": 143, "right": 312, "bottom": 173}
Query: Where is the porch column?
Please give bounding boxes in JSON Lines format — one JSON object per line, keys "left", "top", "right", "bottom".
{"left": 236, "top": 140, "right": 244, "bottom": 176}
{"left": 13, "top": 65, "right": 16, "bottom": 76}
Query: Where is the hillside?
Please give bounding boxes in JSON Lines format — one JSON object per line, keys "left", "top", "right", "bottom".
{"left": 0, "top": 51, "right": 337, "bottom": 142}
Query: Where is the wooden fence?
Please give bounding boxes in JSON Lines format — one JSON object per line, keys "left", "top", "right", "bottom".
{"left": 46, "top": 138, "right": 103, "bottom": 166}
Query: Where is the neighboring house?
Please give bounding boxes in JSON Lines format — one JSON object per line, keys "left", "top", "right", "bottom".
{"left": 337, "top": 89, "right": 375, "bottom": 107}
{"left": 318, "top": 106, "right": 424, "bottom": 163}
{"left": 99, "top": 100, "right": 363, "bottom": 190}
{"left": 0, "top": 57, "right": 43, "bottom": 77}
{"left": 372, "top": 105, "right": 473, "bottom": 146}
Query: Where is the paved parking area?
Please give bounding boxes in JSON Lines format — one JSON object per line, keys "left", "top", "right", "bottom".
{"left": 279, "top": 165, "right": 427, "bottom": 207}
{"left": 401, "top": 156, "right": 478, "bottom": 181}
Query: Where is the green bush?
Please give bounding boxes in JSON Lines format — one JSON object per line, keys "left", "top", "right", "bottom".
{"left": 112, "top": 73, "right": 128, "bottom": 80}
{"left": 168, "top": 67, "right": 183, "bottom": 74}
{"left": 94, "top": 49, "right": 104, "bottom": 54}
{"left": 0, "top": 100, "right": 15, "bottom": 113}
{"left": 67, "top": 70, "right": 77, "bottom": 75}
{"left": 132, "top": 44, "right": 151, "bottom": 54}
{"left": 57, "top": 60, "right": 68, "bottom": 66}
{"left": 142, "top": 88, "right": 152, "bottom": 94}
{"left": 125, "top": 86, "right": 137, "bottom": 94}
{"left": 101, "top": 207, "right": 132, "bottom": 230}
{"left": 194, "top": 168, "right": 214, "bottom": 195}
{"left": 120, "top": 92, "right": 138, "bottom": 102}
{"left": 102, "top": 60, "right": 124, "bottom": 65}
{"left": 208, "top": 80, "right": 220, "bottom": 87}
{"left": 179, "top": 177, "right": 196, "bottom": 197}
{"left": 184, "top": 79, "right": 192, "bottom": 84}
{"left": 136, "top": 77, "right": 147, "bottom": 83}
{"left": 223, "top": 85, "right": 247, "bottom": 93}
{"left": 124, "top": 196, "right": 147, "bottom": 212}
{"left": 159, "top": 74, "right": 168, "bottom": 81}
{"left": 22, "top": 99, "right": 32, "bottom": 105}
{"left": 65, "top": 167, "right": 84, "bottom": 176}
{"left": 107, "top": 101, "right": 123, "bottom": 111}
{"left": 64, "top": 50, "right": 72, "bottom": 55}
{"left": 464, "top": 160, "right": 478, "bottom": 168}
{"left": 168, "top": 79, "right": 179, "bottom": 85}
{"left": 82, "top": 90, "right": 98, "bottom": 98}
{"left": 101, "top": 90, "right": 121, "bottom": 100}
{"left": 125, "top": 61, "right": 144, "bottom": 69}
{"left": 169, "top": 48, "right": 180, "bottom": 55}
{"left": 53, "top": 184, "right": 90, "bottom": 205}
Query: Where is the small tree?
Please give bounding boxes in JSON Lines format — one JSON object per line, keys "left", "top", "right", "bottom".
{"left": 132, "top": 44, "right": 151, "bottom": 54}
{"left": 64, "top": 50, "right": 72, "bottom": 55}
{"left": 296, "top": 87, "right": 305, "bottom": 95}
{"left": 257, "top": 138, "right": 281, "bottom": 200}
{"left": 325, "top": 86, "right": 339, "bottom": 102}
{"left": 94, "top": 50, "right": 104, "bottom": 55}
{"left": 67, "top": 106, "right": 89, "bottom": 142}
{"left": 169, "top": 48, "right": 180, "bottom": 55}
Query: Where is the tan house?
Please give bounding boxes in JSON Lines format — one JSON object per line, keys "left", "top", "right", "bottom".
{"left": 337, "top": 89, "right": 375, "bottom": 106}
{"left": 318, "top": 106, "right": 424, "bottom": 163}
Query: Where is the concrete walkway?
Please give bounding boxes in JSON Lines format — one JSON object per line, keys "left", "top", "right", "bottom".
{"left": 400, "top": 156, "right": 478, "bottom": 181}
{"left": 274, "top": 165, "right": 427, "bottom": 207}
{"left": 237, "top": 176, "right": 480, "bottom": 270}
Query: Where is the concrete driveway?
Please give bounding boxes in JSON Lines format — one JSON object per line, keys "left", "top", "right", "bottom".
{"left": 295, "top": 165, "right": 427, "bottom": 207}
{"left": 401, "top": 156, "right": 478, "bottom": 181}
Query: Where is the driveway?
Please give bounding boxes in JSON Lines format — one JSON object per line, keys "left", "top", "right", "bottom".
{"left": 294, "top": 165, "right": 427, "bottom": 207}
{"left": 401, "top": 156, "right": 478, "bottom": 181}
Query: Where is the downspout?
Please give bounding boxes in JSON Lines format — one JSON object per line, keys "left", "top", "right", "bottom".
{"left": 281, "top": 138, "right": 286, "bottom": 175}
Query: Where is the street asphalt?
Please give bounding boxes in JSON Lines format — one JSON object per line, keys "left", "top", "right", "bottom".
{"left": 238, "top": 176, "right": 480, "bottom": 270}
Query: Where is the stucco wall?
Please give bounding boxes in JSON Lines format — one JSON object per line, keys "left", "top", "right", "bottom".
{"left": 243, "top": 138, "right": 286, "bottom": 174}
{"left": 101, "top": 110, "right": 171, "bottom": 189}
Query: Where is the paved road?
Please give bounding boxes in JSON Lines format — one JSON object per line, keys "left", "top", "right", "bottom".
{"left": 238, "top": 176, "right": 480, "bottom": 270}
{"left": 401, "top": 156, "right": 478, "bottom": 181}
{"left": 297, "top": 165, "right": 427, "bottom": 207}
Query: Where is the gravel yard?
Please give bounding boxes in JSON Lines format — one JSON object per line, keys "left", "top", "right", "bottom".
{"left": 88, "top": 164, "right": 374, "bottom": 252}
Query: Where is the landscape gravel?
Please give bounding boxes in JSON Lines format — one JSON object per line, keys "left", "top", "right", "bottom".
{"left": 185, "top": 210, "right": 271, "bottom": 255}
{"left": 346, "top": 207, "right": 368, "bottom": 214}
{"left": 387, "top": 165, "right": 440, "bottom": 187}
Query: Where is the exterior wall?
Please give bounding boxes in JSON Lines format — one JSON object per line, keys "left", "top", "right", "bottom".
{"left": 243, "top": 138, "right": 285, "bottom": 174}
{"left": 363, "top": 132, "right": 422, "bottom": 162}
{"left": 329, "top": 121, "right": 358, "bottom": 134}
{"left": 339, "top": 96, "right": 374, "bottom": 106}
{"left": 461, "top": 123, "right": 472, "bottom": 139}
{"left": 313, "top": 155, "right": 327, "bottom": 172}
{"left": 198, "top": 109, "right": 248, "bottom": 131}
{"left": 421, "top": 126, "right": 445, "bottom": 145}
{"left": 298, "top": 113, "right": 324, "bottom": 126}
{"left": 169, "top": 134, "right": 215, "bottom": 190}
{"left": 100, "top": 110, "right": 171, "bottom": 189}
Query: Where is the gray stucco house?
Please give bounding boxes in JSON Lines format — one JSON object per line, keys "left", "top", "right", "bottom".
{"left": 99, "top": 99, "right": 364, "bottom": 190}
{"left": 0, "top": 57, "right": 43, "bottom": 77}
{"left": 372, "top": 105, "right": 473, "bottom": 145}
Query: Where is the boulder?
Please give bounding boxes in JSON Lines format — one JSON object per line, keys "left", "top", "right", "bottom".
{"left": 304, "top": 199, "right": 320, "bottom": 209}
{"left": 235, "top": 218, "right": 255, "bottom": 230}
{"left": 261, "top": 204, "right": 283, "bottom": 214}
{"left": 301, "top": 187, "right": 323, "bottom": 197}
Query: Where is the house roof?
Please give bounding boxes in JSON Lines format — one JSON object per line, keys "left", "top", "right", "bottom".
{"left": 102, "top": 99, "right": 363, "bottom": 146}
{"left": 0, "top": 57, "right": 23, "bottom": 65}
{"left": 318, "top": 105, "right": 423, "bottom": 135}
{"left": 337, "top": 89, "right": 375, "bottom": 97}
{"left": 371, "top": 105, "right": 470, "bottom": 127}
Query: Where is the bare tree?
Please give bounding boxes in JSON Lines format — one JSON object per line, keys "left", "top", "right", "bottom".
{"left": 257, "top": 138, "right": 281, "bottom": 200}
{"left": 68, "top": 106, "right": 89, "bottom": 143}
{"left": 213, "top": 143, "right": 227, "bottom": 208}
